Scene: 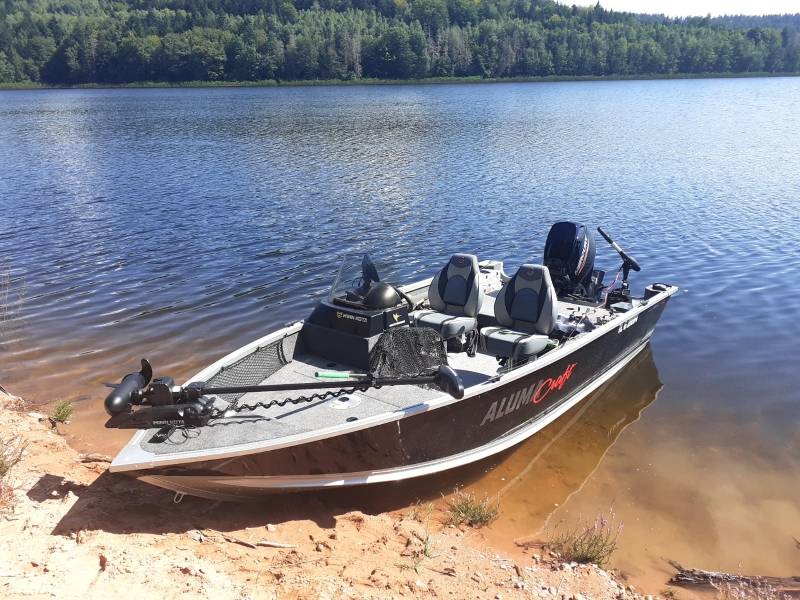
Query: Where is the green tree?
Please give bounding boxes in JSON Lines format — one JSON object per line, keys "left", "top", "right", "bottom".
{"left": 0, "top": 51, "right": 16, "bottom": 82}
{"left": 364, "top": 25, "right": 417, "bottom": 78}
{"left": 411, "top": 0, "right": 448, "bottom": 34}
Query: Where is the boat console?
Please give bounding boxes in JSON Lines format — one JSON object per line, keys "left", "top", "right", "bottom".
{"left": 301, "top": 254, "right": 414, "bottom": 369}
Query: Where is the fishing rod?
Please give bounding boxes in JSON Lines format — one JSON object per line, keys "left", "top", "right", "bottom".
{"left": 104, "top": 358, "right": 464, "bottom": 428}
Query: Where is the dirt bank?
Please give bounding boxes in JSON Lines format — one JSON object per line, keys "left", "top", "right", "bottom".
{"left": 0, "top": 391, "right": 650, "bottom": 600}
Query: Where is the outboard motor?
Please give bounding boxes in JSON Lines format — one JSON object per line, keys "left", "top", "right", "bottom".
{"left": 544, "top": 222, "right": 597, "bottom": 298}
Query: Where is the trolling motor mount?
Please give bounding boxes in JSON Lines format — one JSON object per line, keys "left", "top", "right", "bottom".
{"left": 105, "top": 398, "right": 217, "bottom": 430}
{"left": 147, "top": 377, "right": 176, "bottom": 405}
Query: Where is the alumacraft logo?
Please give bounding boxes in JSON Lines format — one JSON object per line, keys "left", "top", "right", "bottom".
{"left": 480, "top": 362, "right": 578, "bottom": 426}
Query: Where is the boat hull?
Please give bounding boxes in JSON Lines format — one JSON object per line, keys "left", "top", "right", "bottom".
{"left": 129, "top": 294, "right": 671, "bottom": 500}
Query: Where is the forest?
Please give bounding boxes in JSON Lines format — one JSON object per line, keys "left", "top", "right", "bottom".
{"left": 1, "top": 0, "right": 799, "bottom": 84}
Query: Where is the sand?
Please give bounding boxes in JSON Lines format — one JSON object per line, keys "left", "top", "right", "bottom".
{"left": 0, "top": 390, "right": 653, "bottom": 600}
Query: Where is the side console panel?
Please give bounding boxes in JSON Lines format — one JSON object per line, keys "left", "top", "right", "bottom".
{"left": 301, "top": 300, "right": 411, "bottom": 369}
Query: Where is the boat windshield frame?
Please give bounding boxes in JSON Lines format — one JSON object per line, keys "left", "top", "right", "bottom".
{"left": 327, "top": 253, "right": 383, "bottom": 304}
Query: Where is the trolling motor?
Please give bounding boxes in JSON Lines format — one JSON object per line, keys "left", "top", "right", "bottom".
{"left": 104, "top": 359, "right": 217, "bottom": 429}
{"left": 104, "top": 358, "right": 465, "bottom": 430}
{"left": 597, "top": 227, "right": 641, "bottom": 303}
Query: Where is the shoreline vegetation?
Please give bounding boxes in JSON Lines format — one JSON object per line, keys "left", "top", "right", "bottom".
{"left": 2, "top": 70, "right": 799, "bottom": 91}
{"left": 2, "top": 0, "right": 800, "bottom": 90}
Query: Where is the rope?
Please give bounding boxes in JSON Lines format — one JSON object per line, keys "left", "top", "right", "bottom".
{"left": 206, "top": 386, "right": 364, "bottom": 421}
{"left": 601, "top": 266, "right": 623, "bottom": 305}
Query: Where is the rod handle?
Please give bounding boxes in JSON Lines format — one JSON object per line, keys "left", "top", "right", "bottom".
{"left": 314, "top": 371, "right": 367, "bottom": 379}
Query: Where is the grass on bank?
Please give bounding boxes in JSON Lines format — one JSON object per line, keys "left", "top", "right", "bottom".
{"left": 445, "top": 489, "right": 499, "bottom": 528}
{"left": 546, "top": 507, "right": 622, "bottom": 567}
{"left": 0, "top": 437, "right": 24, "bottom": 479}
{"left": 0, "top": 436, "right": 26, "bottom": 512}
{"left": 405, "top": 500, "right": 435, "bottom": 523}
{"left": 397, "top": 500, "right": 438, "bottom": 572}
{"left": 1, "top": 71, "right": 799, "bottom": 91}
{"left": 50, "top": 399, "right": 73, "bottom": 424}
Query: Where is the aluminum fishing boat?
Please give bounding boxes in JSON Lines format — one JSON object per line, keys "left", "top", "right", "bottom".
{"left": 103, "top": 223, "right": 677, "bottom": 500}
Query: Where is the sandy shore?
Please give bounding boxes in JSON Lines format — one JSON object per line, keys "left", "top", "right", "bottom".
{"left": 0, "top": 390, "right": 651, "bottom": 600}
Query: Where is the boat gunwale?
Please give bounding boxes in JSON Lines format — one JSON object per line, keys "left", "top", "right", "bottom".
{"left": 110, "top": 281, "right": 677, "bottom": 473}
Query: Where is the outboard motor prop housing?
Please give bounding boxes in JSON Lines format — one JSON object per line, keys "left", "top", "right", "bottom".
{"left": 544, "top": 222, "right": 596, "bottom": 297}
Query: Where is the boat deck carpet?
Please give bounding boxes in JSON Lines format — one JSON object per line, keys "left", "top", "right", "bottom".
{"left": 139, "top": 350, "right": 498, "bottom": 455}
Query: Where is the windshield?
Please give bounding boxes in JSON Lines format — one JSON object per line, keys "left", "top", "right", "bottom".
{"left": 328, "top": 253, "right": 385, "bottom": 304}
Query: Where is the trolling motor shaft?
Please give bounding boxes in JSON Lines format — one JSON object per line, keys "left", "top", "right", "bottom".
{"left": 104, "top": 359, "right": 464, "bottom": 428}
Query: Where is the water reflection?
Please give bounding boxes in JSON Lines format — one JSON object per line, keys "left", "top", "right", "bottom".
{"left": 465, "top": 346, "right": 663, "bottom": 542}
{"left": 218, "top": 346, "right": 663, "bottom": 518}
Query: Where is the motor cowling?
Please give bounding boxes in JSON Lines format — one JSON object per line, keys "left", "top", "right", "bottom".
{"left": 544, "top": 222, "right": 596, "bottom": 296}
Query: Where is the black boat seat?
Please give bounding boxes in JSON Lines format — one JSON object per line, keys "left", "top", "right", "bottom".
{"left": 480, "top": 264, "right": 558, "bottom": 362}
{"left": 412, "top": 253, "right": 483, "bottom": 341}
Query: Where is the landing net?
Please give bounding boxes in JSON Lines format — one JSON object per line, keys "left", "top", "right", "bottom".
{"left": 368, "top": 327, "right": 447, "bottom": 378}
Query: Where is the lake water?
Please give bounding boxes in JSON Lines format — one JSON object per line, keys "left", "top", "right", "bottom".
{"left": 1, "top": 78, "right": 799, "bottom": 591}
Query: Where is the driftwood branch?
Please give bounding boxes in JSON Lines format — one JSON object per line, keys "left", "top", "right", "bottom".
{"left": 255, "top": 540, "right": 297, "bottom": 549}
{"left": 513, "top": 537, "right": 543, "bottom": 549}
{"left": 669, "top": 560, "right": 800, "bottom": 593}
{"left": 78, "top": 453, "right": 112, "bottom": 463}
{"left": 201, "top": 529, "right": 296, "bottom": 550}
{"left": 424, "top": 566, "right": 457, "bottom": 577}
{"left": 203, "top": 528, "right": 257, "bottom": 549}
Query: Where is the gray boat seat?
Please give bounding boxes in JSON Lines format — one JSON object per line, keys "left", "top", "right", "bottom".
{"left": 480, "top": 264, "right": 558, "bottom": 363}
{"left": 411, "top": 311, "right": 478, "bottom": 340}
{"left": 412, "top": 253, "right": 483, "bottom": 342}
